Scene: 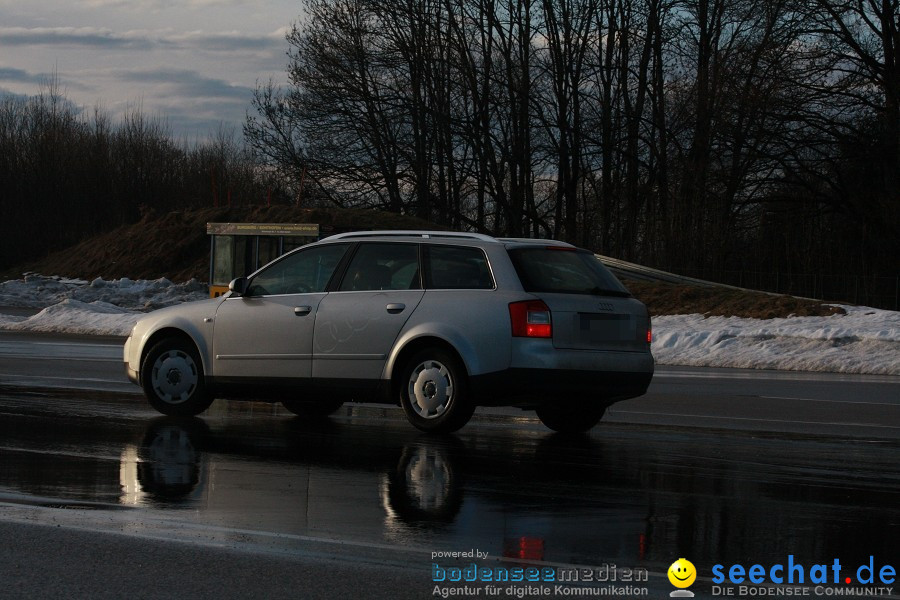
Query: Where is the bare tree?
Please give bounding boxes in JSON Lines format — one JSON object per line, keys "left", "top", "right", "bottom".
{"left": 241, "top": 0, "right": 898, "bottom": 305}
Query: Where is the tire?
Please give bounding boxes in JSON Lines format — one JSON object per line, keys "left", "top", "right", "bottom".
{"left": 399, "top": 348, "right": 474, "bottom": 433}
{"left": 535, "top": 404, "right": 606, "bottom": 434}
{"left": 281, "top": 398, "right": 344, "bottom": 417}
{"left": 141, "top": 338, "right": 214, "bottom": 416}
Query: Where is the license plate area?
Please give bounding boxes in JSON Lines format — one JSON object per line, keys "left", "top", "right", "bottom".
{"left": 578, "top": 313, "right": 635, "bottom": 343}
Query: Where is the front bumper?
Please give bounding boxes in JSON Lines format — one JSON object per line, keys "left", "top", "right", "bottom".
{"left": 123, "top": 335, "right": 140, "bottom": 385}
{"left": 125, "top": 362, "right": 139, "bottom": 385}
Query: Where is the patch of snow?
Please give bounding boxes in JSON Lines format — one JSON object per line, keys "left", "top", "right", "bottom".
{"left": 0, "top": 299, "right": 141, "bottom": 337}
{"left": 651, "top": 304, "right": 900, "bottom": 375}
{"left": 0, "top": 274, "right": 207, "bottom": 311}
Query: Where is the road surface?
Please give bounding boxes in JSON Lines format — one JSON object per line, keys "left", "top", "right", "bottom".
{"left": 0, "top": 331, "right": 898, "bottom": 599}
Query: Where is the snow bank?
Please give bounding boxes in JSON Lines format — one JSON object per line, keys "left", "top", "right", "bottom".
{"left": 0, "top": 274, "right": 207, "bottom": 311}
{"left": 0, "top": 274, "right": 206, "bottom": 338}
{"left": 0, "top": 299, "right": 141, "bottom": 337}
{"left": 652, "top": 305, "right": 900, "bottom": 375}
{"left": 0, "top": 274, "right": 898, "bottom": 375}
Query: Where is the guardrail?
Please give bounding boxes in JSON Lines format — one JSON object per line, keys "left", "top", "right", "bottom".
{"left": 598, "top": 254, "right": 899, "bottom": 310}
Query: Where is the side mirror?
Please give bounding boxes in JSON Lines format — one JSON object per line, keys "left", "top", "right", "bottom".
{"left": 228, "top": 277, "right": 249, "bottom": 296}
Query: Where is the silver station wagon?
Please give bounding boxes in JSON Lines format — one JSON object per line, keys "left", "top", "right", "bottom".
{"left": 124, "top": 231, "right": 654, "bottom": 433}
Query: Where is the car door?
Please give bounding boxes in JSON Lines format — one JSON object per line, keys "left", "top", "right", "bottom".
{"left": 212, "top": 243, "right": 350, "bottom": 382}
{"left": 312, "top": 242, "right": 424, "bottom": 382}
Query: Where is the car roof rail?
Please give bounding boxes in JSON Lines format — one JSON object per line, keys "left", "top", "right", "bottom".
{"left": 497, "top": 237, "right": 576, "bottom": 248}
{"left": 323, "top": 230, "right": 500, "bottom": 242}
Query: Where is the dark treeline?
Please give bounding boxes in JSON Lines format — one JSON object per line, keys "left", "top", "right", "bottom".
{"left": 0, "top": 84, "right": 285, "bottom": 270}
{"left": 246, "top": 0, "right": 899, "bottom": 304}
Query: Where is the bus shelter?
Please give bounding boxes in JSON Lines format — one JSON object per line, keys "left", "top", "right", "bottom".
{"left": 207, "top": 222, "right": 320, "bottom": 297}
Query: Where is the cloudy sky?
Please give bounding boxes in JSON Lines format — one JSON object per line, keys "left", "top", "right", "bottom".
{"left": 0, "top": 0, "right": 301, "bottom": 140}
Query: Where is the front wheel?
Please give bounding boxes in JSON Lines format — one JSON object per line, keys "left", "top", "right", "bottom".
{"left": 281, "top": 399, "right": 344, "bottom": 417}
{"left": 535, "top": 404, "right": 606, "bottom": 434}
{"left": 400, "top": 349, "right": 474, "bottom": 433}
{"left": 141, "top": 338, "right": 213, "bottom": 416}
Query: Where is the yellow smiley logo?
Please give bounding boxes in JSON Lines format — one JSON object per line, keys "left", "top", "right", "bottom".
{"left": 668, "top": 558, "right": 697, "bottom": 588}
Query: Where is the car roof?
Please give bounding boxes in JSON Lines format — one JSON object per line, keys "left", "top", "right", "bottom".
{"left": 321, "top": 230, "right": 499, "bottom": 243}
{"left": 496, "top": 237, "right": 576, "bottom": 249}
{"left": 320, "top": 230, "right": 576, "bottom": 249}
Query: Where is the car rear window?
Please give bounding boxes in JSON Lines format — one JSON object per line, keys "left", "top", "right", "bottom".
{"left": 507, "top": 247, "right": 630, "bottom": 296}
{"left": 424, "top": 245, "right": 494, "bottom": 290}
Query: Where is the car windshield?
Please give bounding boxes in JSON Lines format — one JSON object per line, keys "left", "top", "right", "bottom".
{"left": 507, "top": 247, "right": 630, "bottom": 296}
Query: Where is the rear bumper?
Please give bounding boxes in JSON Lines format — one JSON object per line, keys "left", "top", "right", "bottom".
{"left": 470, "top": 364, "right": 653, "bottom": 408}
{"left": 470, "top": 339, "right": 653, "bottom": 407}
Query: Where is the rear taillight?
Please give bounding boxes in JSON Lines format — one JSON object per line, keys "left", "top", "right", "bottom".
{"left": 647, "top": 320, "right": 652, "bottom": 343}
{"left": 509, "top": 300, "right": 552, "bottom": 338}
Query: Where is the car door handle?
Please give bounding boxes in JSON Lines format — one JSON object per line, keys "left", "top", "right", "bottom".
{"left": 386, "top": 303, "right": 406, "bottom": 314}
{"left": 294, "top": 306, "right": 312, "bottom": 316}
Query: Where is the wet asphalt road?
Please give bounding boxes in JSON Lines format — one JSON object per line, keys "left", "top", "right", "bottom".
{"left": 0, "top": 331, "right": 898, "bottom": 599}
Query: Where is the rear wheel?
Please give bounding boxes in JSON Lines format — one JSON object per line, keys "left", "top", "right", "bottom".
{"left": 400, "top": 348, "right": 474, "bottom": 433}
{"left": 281, "top": 399, "right": 344, "bottom": 417}
{"left": 141, "top": 338, "right": 213, "bottom": 416}
{"left": 535, "top": 404, "right": 606, "bottom": 434}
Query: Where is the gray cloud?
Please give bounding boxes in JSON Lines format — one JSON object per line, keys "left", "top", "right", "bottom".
{"left": 118, "top": 67, "right": 254, "bottom": 102}
{"left": 0, "top": 67, "right": 91, "bottom": 93}
{"left": 170, "top": 30, "right": 287, "bottom": 52}
{"left": 0, "top": 67, "right": 48, "bottom": 85}
{"left": 0, "top": 27, "right": 152, "bottom": 49}
{"left": 0, "top": 26, "right": 284, "bottom": 53}
{"left": 82, "top": 0, "right": 254, "bottom": 9}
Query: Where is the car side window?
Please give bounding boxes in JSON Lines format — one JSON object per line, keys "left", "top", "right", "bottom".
{"left": 338, "top": 243, "right": 421, "bottom": 291}
{"left": 424, "top": 245, "right": 494, "bottom": 290}
{"left": 246, "top": 243, "right": 349, "bottom": 296}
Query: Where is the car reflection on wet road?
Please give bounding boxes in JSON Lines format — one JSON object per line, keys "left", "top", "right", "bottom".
{"left": 1, "top": 385, "right": 898, "bottom": 596}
